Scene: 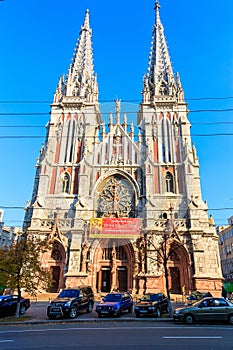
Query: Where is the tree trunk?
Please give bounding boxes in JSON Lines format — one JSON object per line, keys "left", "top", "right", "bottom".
{"left": 164, "top": 258, "right": 173, "bottom": 317}
{"left": 15, "top": 285, "right": 21, "bottom": 318}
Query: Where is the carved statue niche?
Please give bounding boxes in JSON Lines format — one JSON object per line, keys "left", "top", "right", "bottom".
{"left": 133, "top": 241, "right": 140, "bottom": 275}
{"left": 81, "top": 240, "right": 89, "bottom": 273}
{"left": 111, "top": 245, "right": 117, "bottom": 273}
{"left": 139, "top": 236, "right": 146, "bottom": 274}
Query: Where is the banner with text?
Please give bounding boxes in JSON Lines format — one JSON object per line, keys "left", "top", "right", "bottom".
{"left": 90, "top": 218, "right": 140, "bottom": 239}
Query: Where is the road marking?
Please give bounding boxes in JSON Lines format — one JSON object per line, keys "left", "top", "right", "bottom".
{"left": 0, "top": 340, "right": 14, "bottom": 343}
{"left": 163, "top": 336, "right": 222, "bottom": 339}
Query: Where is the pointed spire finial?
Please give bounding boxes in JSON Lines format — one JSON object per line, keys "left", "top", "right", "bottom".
{"left": 154, "top": 1, "right": 161, "bottom": 23}
{"left": 83, "top": 9, "right": 90, "bottom": 30}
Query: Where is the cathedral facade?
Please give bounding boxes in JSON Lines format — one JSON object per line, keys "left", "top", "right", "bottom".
{"left": 24, "top": 2, "right": 223, "bottom": 296}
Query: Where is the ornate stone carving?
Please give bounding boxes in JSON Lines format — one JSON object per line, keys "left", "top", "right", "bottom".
{"left": 98, "top": 176, "right": 135, "bottom": 217}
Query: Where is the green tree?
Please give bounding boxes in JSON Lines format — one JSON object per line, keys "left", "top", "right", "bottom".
{"left": 0, "top": 232, "right": 52, "bottom": 318}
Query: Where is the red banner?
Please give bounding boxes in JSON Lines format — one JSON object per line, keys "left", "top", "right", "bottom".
{"left": 90, "top": 218, "right": 140, "bottom": 238}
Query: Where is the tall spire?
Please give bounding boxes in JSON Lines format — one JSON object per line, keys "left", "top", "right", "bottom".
{"left": 54, "top": 10, "right": 98, "bottom": 104}
{"left": 142, "top": 2, "right": 184, "bottom": 102}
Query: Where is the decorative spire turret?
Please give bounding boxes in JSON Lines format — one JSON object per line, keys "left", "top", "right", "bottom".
{"left": 142, "top": 2, "right": 184, "bottom": 102}
{"left": 54, "top": 10, "right": 98, "bottom": 104}
{"left": 114, "top": 98, "right": 121, "bottom": 124}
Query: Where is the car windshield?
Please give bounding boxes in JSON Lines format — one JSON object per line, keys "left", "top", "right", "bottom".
{"left": 141, "top": 294, "right": 161, "bottom": 302}
{"left": 104, "top": 294, "right": 122, "bottom": 302}
{"left": 58, "top": 290, "right": 80, "bottom": 298}
{"left": 0, "top": 296, "right": 7, "bottom": 303}
{"left": 190, "top": 299, "right": 207, "bottom": 307}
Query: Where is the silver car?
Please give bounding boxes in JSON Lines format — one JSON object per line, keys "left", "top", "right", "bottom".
{"left": 173, "top": 297, "right": 233, "bottom": 325}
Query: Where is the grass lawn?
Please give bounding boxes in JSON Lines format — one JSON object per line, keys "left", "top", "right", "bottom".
{"left": 0, "top": 315, "right": 32, "bottom": 323}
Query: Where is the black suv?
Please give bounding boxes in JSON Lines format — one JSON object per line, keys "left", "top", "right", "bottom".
{"left": 134, "top": 293, "right": 168, "bottom": 318}
{"left": 47, "top": 286, "right": 94, "bottom": 319}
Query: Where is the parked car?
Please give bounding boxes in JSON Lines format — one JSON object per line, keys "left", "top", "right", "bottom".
{"left": 185, "top": 291, "right": 212, "bottom": 305}
{"left": 95, "top": 292, "right": 133, "bottom": 317}
{"left": 47, "top": 286, "right": 94, "bottom": 319}
{"left": 0, "top": 295, "right": 30, "bottom": 318}
{"left": 134, "top": 293, "right": 168, "bottom": 318}
{"left": 174, "top": 297, "right": 233, "bottom": 325}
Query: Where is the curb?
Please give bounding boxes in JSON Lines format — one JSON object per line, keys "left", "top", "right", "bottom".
{"left": 0, "top": 317, "right": 174, "bottom": 326}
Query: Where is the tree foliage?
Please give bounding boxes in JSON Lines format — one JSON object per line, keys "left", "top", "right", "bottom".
{"left": 0, "top": 233, "right": 52, "bottom": 317}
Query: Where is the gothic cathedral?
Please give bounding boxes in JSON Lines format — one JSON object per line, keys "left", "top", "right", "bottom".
{"left": 24, "top": 2, "right": 223, "bottom": 296}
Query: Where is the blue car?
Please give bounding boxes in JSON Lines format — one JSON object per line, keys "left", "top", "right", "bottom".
{"left": 95, "top": 292, "right": 133, "bottom": 317}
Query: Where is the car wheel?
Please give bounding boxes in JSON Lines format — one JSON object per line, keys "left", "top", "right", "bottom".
{"left": 69, "top": 306, "right": 78, "bottom": 319}
{"left": 184, "top": 314, "right": 195, "bottom": 325}
{"left": 116, "top": 308, "right": 122, "bottom": 317}
{"left": 228, "top": 314, "right": 233, "bottom": 325}
{"left": 19, "top": 305, "right": 26, "bottom": 315}
{"left": 48, "top": 315, "right": 56, "bottom": 320}
{"left": 156, "top": 308, "right": 161, "bottom": 318}
{"left": 86, "top": 301, "right": 93, "bottom": 313}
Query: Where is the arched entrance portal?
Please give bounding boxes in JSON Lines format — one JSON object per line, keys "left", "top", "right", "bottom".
{"left": 93, "top": 240, "right": 134, "bottom": 293}
{"left": 167, "top": 241, "right": 191, "bottom": 295}
{"left": 46, "top": 240, "right": 66, "bottom": 293}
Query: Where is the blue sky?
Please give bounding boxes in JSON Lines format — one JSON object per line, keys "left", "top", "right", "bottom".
{"left": 1, "top": 0, "right": 233, "bottom": 227}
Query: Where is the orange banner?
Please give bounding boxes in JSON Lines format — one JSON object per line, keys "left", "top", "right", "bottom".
{"left": 90, "top": 218, "right": 140, "bottom": 238}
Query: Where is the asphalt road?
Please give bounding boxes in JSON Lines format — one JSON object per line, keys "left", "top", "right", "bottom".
{"left": 0, "top": 322, "right": 233, "bottom": 350}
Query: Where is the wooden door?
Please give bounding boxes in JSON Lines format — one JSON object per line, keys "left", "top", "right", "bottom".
{"left": 169, "top": 266, "right": 181, "bottom": 294}
{"left": 50, "top": 266, "right": 60, "bottom": 293}
{"left": 118, "top": 267, "right": 127, "bottom": 292}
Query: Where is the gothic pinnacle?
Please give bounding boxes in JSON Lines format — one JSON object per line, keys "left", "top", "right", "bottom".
{"left": 83, "top": 9, "right": 90, "bottom": 31}
{"left": 154, "top": 1, "right": 160, "bottom": 23}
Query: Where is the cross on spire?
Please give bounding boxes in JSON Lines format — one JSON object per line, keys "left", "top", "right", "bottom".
{"left": 155, "top": 1, "right": 160, "bottom": 11}
{"left": 154, "top": 1, "right": 160, "bottom": 23}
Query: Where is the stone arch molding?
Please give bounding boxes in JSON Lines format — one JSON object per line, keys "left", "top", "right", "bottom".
{"left": 92, "top": 169, "right": 140, "bottom": 218}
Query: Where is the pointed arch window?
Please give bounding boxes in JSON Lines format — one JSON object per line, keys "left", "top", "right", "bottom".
{"left": 97, "top": 152, "right": 100, "bottom": 164}
{"left": 51, "top": 249, "right": 62, "bottom": 261}
{"left": 105, "top": 144, "right": 108, "bottom": 161}
{"left": 62, "top": 172, "right": 70, "bottom": 193}
{"left": 116, "top": 246, "right": 128, "bottom": 261}
{"left": 64, "top": 120, "right": 70, "bottom": 163}
{"left": 69, "top": 120, "right": 75, "bottom": 162}
{"left": 161, "top": 117, "right": 172, "bottom": 163}
{"left": 165, "top": 172, "right": 174, "bottom": 193}
{"left": 64, "top": 118, "right": 76, "bottom": 163}
{"left": 127, "top": 143, "right": 130, "bottom": 161}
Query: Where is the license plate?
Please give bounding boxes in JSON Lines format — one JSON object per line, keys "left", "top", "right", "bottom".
{"left": 101, "top": 311, "right": 109, "bottom": 314}
{"left": 140, "top": 310, "right": 147, "bottom": 313}
{"left": 51, "top": 307, "right": 62, "bottom": 313}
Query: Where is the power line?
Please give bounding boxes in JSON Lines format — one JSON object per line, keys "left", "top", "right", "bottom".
{"left": 1, "top": 96, "right": 233, "bottom": 103}
{"left": 1, "top": 108, "right": 233, "bottom": 116}
{"left": 1, "top": 205, "right": 233, "bottom": 212}
{"left": 1, "top": 133, "right": 233, "bottom": 139}
{"left": 2, "top": 121, "right": 233, "bottom": 128}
